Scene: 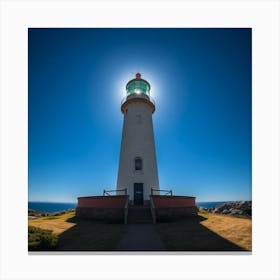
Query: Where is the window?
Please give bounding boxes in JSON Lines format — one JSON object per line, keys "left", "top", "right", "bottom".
{"left": 135, "top": 158, "right": 142, "bottom": 171}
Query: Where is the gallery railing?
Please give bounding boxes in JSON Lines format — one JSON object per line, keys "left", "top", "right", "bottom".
{"left": 103, "top": 188, "right": 127, "bottom": 196}
{"left": 121, "top": 94, "right": 155, "bottom": 107}
{"left": 151, "top": 188, "right": 172, "bottom": 196}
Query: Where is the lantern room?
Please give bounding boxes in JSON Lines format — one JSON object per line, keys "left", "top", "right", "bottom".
{"left": 126, "top": 73, "right": 151, "bottom": 96}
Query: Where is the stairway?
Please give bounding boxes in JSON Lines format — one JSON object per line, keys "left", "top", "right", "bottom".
{"left": 127, "top": 205, "right": 153, "bottom": 224}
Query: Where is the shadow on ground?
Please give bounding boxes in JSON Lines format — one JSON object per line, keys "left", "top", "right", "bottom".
{"left": 56, "top": 216, "right": 125, "bottom": 251}
{"left": 155, "top": 215, "right": 246, "bottom": 251}
{"left": 55, "top": 215, "right": 246, "bottom": 251}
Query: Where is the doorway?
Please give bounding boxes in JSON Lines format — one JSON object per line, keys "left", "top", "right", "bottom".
{"left": 134, "top": 183, "right": 144, "bottom": 205}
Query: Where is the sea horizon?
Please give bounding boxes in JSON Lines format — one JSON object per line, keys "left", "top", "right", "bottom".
{"left": 28, "top": 201, "right": 77, "bottom": 213}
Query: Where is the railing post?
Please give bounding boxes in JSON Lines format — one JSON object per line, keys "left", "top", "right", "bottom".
{"left": 170, "top": 190, "right": 172, "bottom": 196}
{"left": 103, "top": 189, "right": 105, "bottom": 196}
{"left": 150, "top": 195, "right": 156, "bottom": 224}
{"left": 124, "top": 195, "right": 129, "bottom": 224}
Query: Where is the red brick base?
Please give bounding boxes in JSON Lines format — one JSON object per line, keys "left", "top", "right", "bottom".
{"left": 76, "top": 207, "right": 124, "bottom": 221}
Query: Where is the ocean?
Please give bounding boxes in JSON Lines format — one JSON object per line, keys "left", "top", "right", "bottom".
{"left": 196, "top": 201, "right": 229, "bottom": 209}
{"left": 28, "top": 202, "right": 76, "bottom": 213}
{"left": 28, "top": 201, "right": 229, "bottom": 213}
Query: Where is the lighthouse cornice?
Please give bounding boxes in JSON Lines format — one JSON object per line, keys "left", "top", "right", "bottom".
{"left": 121, "top": 94, "right": 155, "bottom": 114}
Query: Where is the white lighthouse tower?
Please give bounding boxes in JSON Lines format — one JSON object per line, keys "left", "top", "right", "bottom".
{"left": 117, "top": 73, "right": 159, "bottom": 205}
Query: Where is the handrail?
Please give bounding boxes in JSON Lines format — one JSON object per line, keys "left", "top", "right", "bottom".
{"left": 121, "top": 94, "right": 155, "bottom": 107}
{"left": 124, "top": 195, "right": 129, "bottom": 225}
{"left": 150, "top": 195, "right": 156, "bottom": 224}
{"left": 103, "top": 188, "right": 127, "bottom": 196}
{"left": 151, "top": 188, "right": 172, "bottom": 196}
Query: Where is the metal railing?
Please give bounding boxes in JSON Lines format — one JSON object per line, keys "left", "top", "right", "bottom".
{"left": 121, "top": 94, "right": 155, "bottom": 107}
{"left": 151, "top": 188, "right": 173, "bottom": 196}
{"left": 103, "top": 188, "right": 127, "bottom": 196}
{"left": 124, "top": 195, "right": 130, "bottom": 225}
{"left": 150, "top": 195, "right": 156, "bottom": 224}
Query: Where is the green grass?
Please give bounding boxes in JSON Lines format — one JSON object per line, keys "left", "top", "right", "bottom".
{"left": 28, "top": 226, "right": 58, "bottom": 251}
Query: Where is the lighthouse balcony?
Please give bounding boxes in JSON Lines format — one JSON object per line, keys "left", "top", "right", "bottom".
{"left": 121, "top": 94, "right": 155, "bottom": 113}
{"left": 121, "top": 93, "right": 155, "bottom": 106}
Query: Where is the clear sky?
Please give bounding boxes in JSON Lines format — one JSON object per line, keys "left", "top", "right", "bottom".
{"left": 28, "top": 28, "right": 251, "bottom": 203}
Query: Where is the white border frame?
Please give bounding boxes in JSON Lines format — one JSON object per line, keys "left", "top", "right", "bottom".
{"left": 1, "top": 0, "right": 279, "bottom": 279}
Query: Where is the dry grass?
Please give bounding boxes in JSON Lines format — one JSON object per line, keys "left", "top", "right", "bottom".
{"left": 199, "top": 212, "right": 252, "bottom": 251}
{"left": 156, "top": 212, "right": 252, "bottom": 251}
{"left": 28, "top": 212, "right": 76, "bottom": 234}
{"left": 28, "top": 211, "right": 252, "bottom": 251}
{"left": 28, "top": 212, "right": 126, "bottom": 251}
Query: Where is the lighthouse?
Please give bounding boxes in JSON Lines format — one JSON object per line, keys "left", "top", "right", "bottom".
{"left": 77, "top": 73, "right": 196, "bottom": 221}
{"left": 117, "top": 73, "right": 160, "bottom": 205}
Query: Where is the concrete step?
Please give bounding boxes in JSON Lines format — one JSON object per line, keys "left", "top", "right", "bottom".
{"left": 127, "top": 206, "right": 153, "bottom": 224}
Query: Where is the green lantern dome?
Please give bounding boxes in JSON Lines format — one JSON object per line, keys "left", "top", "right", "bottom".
{"left": 126, "top": 73, "right": 151, "bottom": 96}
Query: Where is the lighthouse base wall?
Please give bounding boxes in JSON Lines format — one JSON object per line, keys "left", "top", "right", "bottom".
{"left": 76, "top": 195, "right": 127, "bottom": 221}
{"left": 152, "top": 195, "right": 198, "bottom": 221}
{"left": 76, "top": 207, "right": 124, "bottom": 221}
{"left": 75, "top": 194, "right": 198, "bottom": 222}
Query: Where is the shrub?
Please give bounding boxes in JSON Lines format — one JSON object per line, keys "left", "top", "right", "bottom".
{"left": 28, "top": 226, "right": 58, "bottom": 251}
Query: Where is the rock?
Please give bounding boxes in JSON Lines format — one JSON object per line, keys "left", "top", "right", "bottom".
{"left": 198, "top": 207, "right": 208, "bottom": 212}
{"left": 243, "top": 209, "right": 252, "bottom": 216}
{"left": 205, "top": 201, "right": 251, "bottom": 217}
{"left": 230, "top": 209, "right": 243, "bottom": 215}
{"left": 213, "top": 208, "right": 219, "bottom": 213}
{"left": 28, "top": 216, "right": 38, "bottom": 220}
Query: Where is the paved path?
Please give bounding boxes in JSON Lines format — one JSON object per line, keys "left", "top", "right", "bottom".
{"left": 116, "top": 224, "right": 164, "bottom": 251}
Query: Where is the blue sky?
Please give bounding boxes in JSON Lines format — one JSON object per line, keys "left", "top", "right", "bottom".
{"left": 28, "top": 28, "right": 251, "bottom": 203}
